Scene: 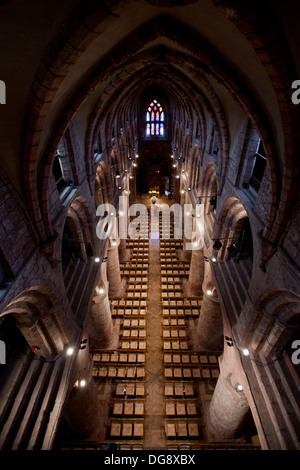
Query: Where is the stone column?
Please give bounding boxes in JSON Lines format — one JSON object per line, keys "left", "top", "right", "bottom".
{"left": 206, "top": 352, "right": 249, "bottom": 441}
{"left": 195, "top": 290, "right": 223, "bottom": 350}
{"left": 118, "top": 195, "right": 131, "bottom": 262}
{"left": 185, "top": 247, "right": 204, "bottom": 296}
{"left": 89, "top": 285, "right": 116, "bottom": 349}
{"left": 118, "top": 237, "right": 131, "bottom": 262}
{"left": 107, "top": 242, "right": 125, "bottom": 297}
{"left": 62, "top": 357, "right": 104, "bottom": 440}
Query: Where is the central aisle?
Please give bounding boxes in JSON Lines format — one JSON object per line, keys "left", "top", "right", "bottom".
{"left": 144, "top": 226, "right": 165, "bottom": 449}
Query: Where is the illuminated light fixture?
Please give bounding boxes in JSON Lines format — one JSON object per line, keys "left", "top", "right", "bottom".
{"left": 112, "top": 241, "right": 117, "bottom": 246}
{"left": 182, "top": 169, "right": 185, "bottom": 173}
{"left": 133, "top": 162, "right": 137, "bottom": 167}
{"left": 176, "top": 175, "right": 179, "bottom": 179}
{"left": 66, "top": 347, "right": 74, "bottom": 356}
{"left": 173, "top": 164, "right": 176, "bottom": 168}
{"left": 242, "top": 348, "right": 249, "bottom": 356}
{"left": 212, "top": 257, "right": 217, "bottom": 262}
{"left": 193, "top": 241, "right": 198, "bottom": 247}
{"left": 130, "top": 175, "right": 134, "bottom": 179}
{"left": 171, "top": 154, "right": 174, "bottom": 159}
{"left": 206, "top": 289, "right": 213, "bottom": 296}
{"left": 80, "top": 379, "right": 86, "bottom": 387}
{"left": 119, "top": 211, "right": 124, "bottom": 216}
{"left": 186, "top": 212, "right": 191, "bottom": 216}
{"left": 188, "top": 187, "right": 191, "bottom": 191}
{"left": 236, "top": 384, "right": 243, "bottom": 392}
{"left": 95, "top": 257, "right": 100, "bottom": 263}
{"left": 116, "top": 171, "right": 120, "bottom": 178}
{"left": 125, "top": 169, "right": 128, "bottom": 173}
{"left": 98, "top": 287, "right": 104, "bottom": 294}
{"left": 136, "top": 154, "right": 139, "bottom": 158}
{"left": 181, "top": 190, "right": 185, "bottom": 194}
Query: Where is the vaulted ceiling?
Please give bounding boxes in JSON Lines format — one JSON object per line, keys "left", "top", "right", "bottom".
{"left": 0, "top": 0, "right": 299, "bottom": 205}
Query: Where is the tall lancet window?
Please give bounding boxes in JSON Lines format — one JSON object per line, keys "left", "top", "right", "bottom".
{"left": 146, "top": 100, "right": 164, "bottom": 137}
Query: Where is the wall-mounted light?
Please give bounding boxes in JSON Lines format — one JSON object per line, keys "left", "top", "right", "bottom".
{"left": 227, "top": 243, "right": 238, "bottom": 255}
{"left": 95, "top": 257, "right": 100, "bottom": 263}
{"left": 236, "top": 384, "right": 243, "bottom": 392}
{"left": 80, "top": 339, "right": 87, "bottom": 350}
{"left": 80, "top": 379, "right": 86, "bottom": 387}
{"left": 206, "top": 289, "right": 213, "bottom": 296}
{"left": 225, "top": 336, "right": 234, "bottom": 347}
{"left": 213, "top": 240, "right": 222, "bottom": 251}
{"left": 242, "top": 348, "right": 249, "bottom": 356}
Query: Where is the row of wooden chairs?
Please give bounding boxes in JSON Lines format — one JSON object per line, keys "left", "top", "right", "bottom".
{"left": 112, "top": 307, "right": 147, "bottom": 316}
{"left": 115, "top": 382, "right": 145, "bottom": 397}
{"left": 111, "top": 298, "right": 147, "bottom": 306}
{"left": 91, "top": 351, "right": 145, "bottom": 364}
{"left": 162, "top": 298, "right": 201, "bottom": 307}
{"left": 121, "top": 328, "right": 146, "bottom": 338}
{"left": 120, "top": 340, "right": 146, "bottom": 350}
{"left": 164, "top": 382, "right": 195, "bottom": 397}
{"left": 164, "top": 366, "right": 219, "bottom": 380}
{"left": 93, "top": 365, "right": 145, "bottom": 379}
{"left": 165, "top": 420, "right": 200, "bottom": 439}
{"left": 163, "top": 340, "right": 189, "bottom": 351}
{"left": 122, "top": 318, "right": 146, "bottom": 328}
{"left": 163, "top": 328, "right": 187, "bottom": 339}
{"left": 126, "top": 276, "right": 148, "bottom": 282}
{"left": 161, "top": 270, "right": 189, "bottom": 278}
{"left": 121, "top": 270, "right": 148, "bottom": 278}
{"left": 163, "top": 352, "right": 220, "bottom": 365}
{"left": 163, "top": 308, "right": 199, "bottom": 317}
{"left": 112, "top": 400, "right": 144, "bottom": 416}
{"left": 165, "top": 401, "right": 198, "bottom": 417}
{"left": 110, "top": 420, "right": 144, "bottom": 439}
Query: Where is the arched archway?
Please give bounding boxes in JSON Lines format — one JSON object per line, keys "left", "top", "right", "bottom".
{"left": 0, "top": 286, "right": 77, "bottom": 360}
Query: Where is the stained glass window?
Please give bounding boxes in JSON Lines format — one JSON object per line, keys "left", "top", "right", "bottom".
{"left": 145, "top": 99, "right": 165, "bottom": 137}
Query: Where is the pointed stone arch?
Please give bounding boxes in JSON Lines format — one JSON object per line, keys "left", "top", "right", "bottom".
{"left": 0, "top": 286, "right": 78, "bottom": 360}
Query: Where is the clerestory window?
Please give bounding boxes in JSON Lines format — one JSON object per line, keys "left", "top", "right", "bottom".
{"left": 146, "top": 100, "right": 165, "bottom": 137}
